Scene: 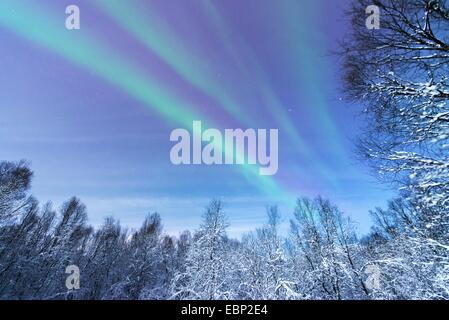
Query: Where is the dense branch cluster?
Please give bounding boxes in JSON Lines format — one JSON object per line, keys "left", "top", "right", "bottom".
{"left": 339, "top": 0, "right": 449, "bottom": 299}
{"left": 343, "top": 0, "right": 449, "bottom": 216}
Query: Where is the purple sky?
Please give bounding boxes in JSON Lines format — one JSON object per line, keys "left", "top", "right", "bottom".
{"left": 0, "top": 0, "right": 394, "bottom": 237}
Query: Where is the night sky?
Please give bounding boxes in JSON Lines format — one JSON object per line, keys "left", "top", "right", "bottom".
{"left": 0, "top": 0, "right": 393, "bottom": 237}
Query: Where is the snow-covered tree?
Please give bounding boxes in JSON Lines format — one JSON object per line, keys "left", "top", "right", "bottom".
{"left": 342, "top": 0, "right": 449, "bottom": 226}
{"left": 341, "top": 0, "right": 449, "bottom": 299}
{"left": 81, "top": 217, "right": 128, "bottom": 299}
{"left": 289, "top": 198, "right": 369, "bottom": 300}
{"left": 0, "top": 160, "right": 34, "bottom": 226}
{"left": 170, "top": 200, "right": 234, "bottom": 300}
{"left": 362, "top": 198, "right": 449, "bottom": 299}
{"left": 237, "top": 206, "right": 300, "bottom": 300}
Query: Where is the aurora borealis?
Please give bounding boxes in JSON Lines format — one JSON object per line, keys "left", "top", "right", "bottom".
{"left": 0, "top": 0, "right": 393, "bottom": 236}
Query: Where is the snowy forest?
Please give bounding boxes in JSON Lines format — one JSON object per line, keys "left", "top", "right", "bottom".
{"left": 1, "top": 0, "right": 449, "bottom": 300}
